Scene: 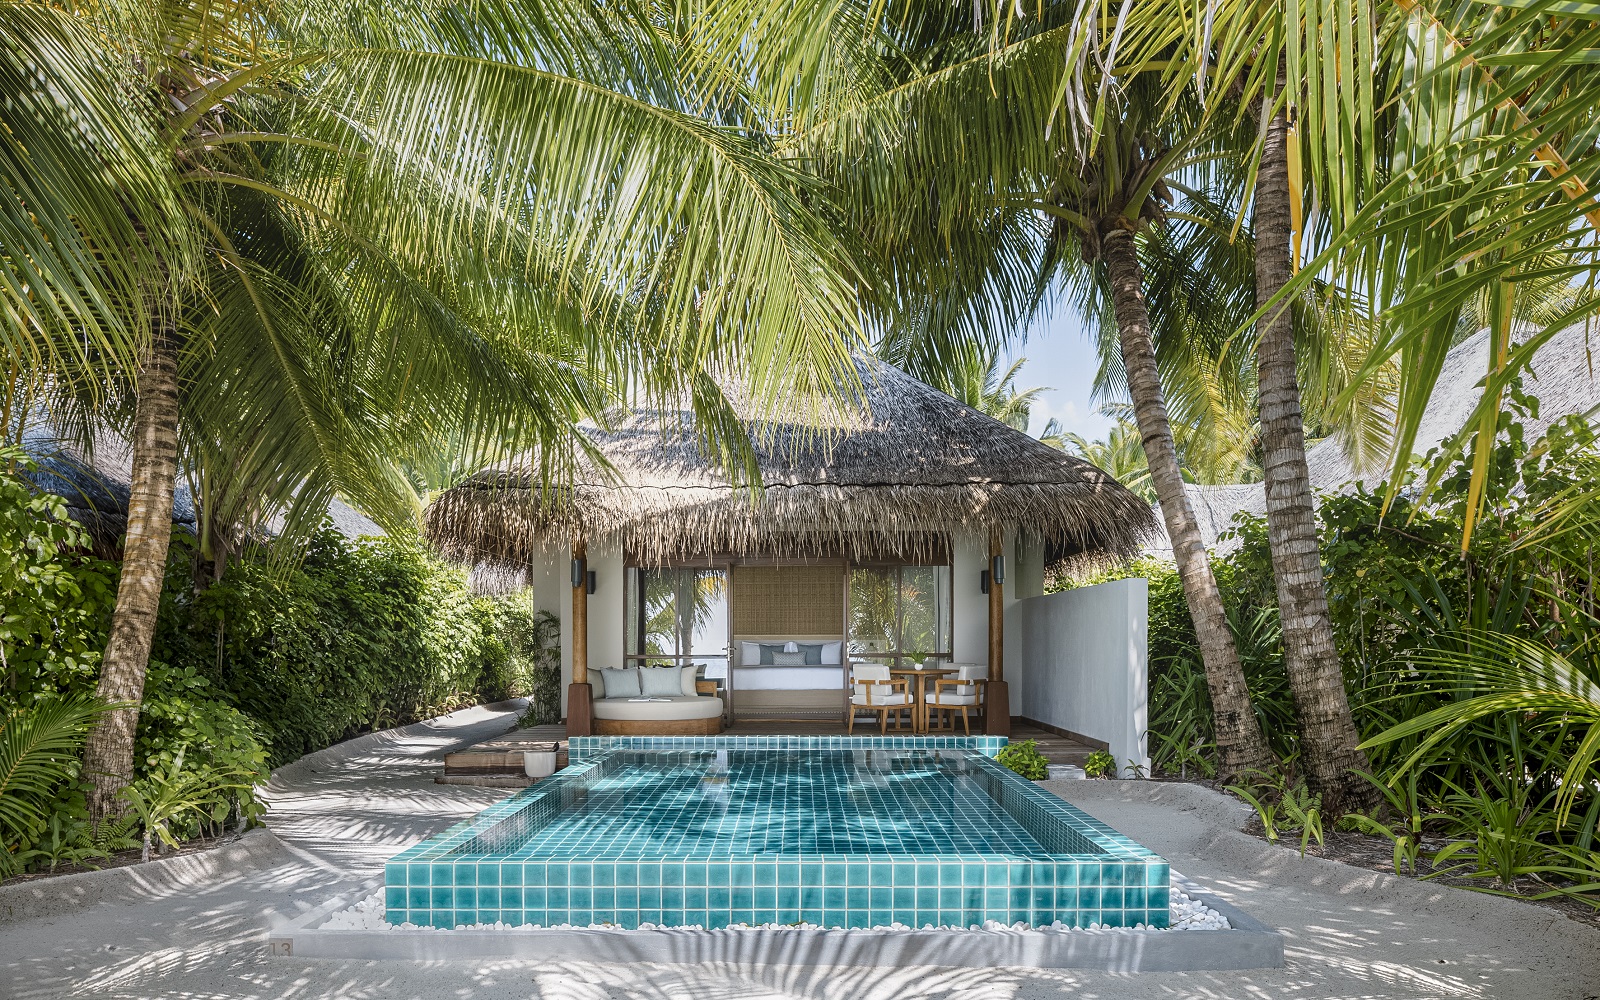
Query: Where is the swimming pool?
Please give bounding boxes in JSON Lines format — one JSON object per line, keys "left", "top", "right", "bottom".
{"left": 385, "top": 736, "right": 1170, "bottom": 930}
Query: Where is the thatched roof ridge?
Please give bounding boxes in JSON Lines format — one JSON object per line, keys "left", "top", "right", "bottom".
{"left": 426, "top": 359, "right": 1158, "bottom": 567}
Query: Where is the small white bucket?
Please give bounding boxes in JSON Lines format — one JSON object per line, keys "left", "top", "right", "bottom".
{"left": 523, "top": 751, "right": 557, "bottom": 779}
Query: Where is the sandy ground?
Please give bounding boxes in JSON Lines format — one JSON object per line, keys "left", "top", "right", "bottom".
{"left": 2, "top": 702, "right": 1597, "bottom": 1000}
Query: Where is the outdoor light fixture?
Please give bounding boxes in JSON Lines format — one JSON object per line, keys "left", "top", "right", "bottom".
{"left": 991, "top": 554, "right": 1006, "bottom": 586}
{"left": 587, "top": 570, "right": 597, "bottom": 595}
{"left": 571, "top": 556, "right": 587, "bottom": 589}
{"left": 979, "top": 569, "right": 991, "bottom": 595}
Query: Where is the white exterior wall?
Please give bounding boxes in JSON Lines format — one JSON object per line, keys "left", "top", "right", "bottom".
{"left": 951, "top": 533, "right": 989, "bottom": 665}
{"left": 1010, "top": 578, "right": 1149, "bottom": 772}
{"left": 552, "top": 541, "right": 625, "bottom": 701}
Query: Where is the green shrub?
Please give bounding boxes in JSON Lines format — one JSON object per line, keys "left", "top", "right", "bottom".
{"left": 996, "top": 739, "right": 1050, "bottom": 779}
{"left": 1083, "top": 750, "right": 1117, "bottom": 779}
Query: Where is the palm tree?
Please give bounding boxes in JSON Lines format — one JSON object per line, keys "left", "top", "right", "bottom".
{"left": 766, "top": 8, "right": 1276, "bottom": 778}
{"left": 1048, "top": 418, "right": 1157, "bottom": 503}
{"left": 899, "top": 346, "right": 1047, "bottom": 432}
{"left": 9, "top": 0, "right": 867, "bottom": 818}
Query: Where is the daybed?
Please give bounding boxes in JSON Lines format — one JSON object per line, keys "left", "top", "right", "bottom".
{"left": 589, "top": 665, "right": 724, "bottom": 735}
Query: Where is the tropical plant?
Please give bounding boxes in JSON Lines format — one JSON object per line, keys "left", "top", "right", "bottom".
{"left": 3, "top": 0, "right": 869, "bottom": 820}
{"left": 997, "top": 740, "right": 1051, "bottom": 780}
{"left": 118, "top": 747, "right": 255, "bottom": 863}
{"left": 1050, "top": 417, "right": 1157, "bottom": 503}
{"left": 1227, "top": 767, "right": 1326, "bottom": 856}
{"left": 1083, "top": 749, "right": 1117, "bottom": 779}
{"left": 0, "top": 697, "right": 109, "bottom": 875}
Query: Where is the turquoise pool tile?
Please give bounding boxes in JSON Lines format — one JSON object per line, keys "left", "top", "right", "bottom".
{"left": 502, "top": 886, "right": 523, "bottom": 908}
{"left": 454, "top": 864, "right": 477, "bottom": 886}
{"left": 430, "top": 863, "right": 452, "bottom": 885}
{"left": 430, "top": 887, "right": 451, "bottom": 908}
{"left": 408, "top": 887, "right": 429, "bottom": 909}
{"left": 479, "top": 887, "right": 501, "bottom": 908}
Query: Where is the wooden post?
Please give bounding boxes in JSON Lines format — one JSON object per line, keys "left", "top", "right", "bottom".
{"left": 566, "top": 541, "right": 593, "bottom": 737}
{"left": 985, "top": 530, "right": 1010, "bottom": 736}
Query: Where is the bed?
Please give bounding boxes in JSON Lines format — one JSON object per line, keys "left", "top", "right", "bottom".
{"left": 728, "top": 633, "right": 848, "bottom": 719}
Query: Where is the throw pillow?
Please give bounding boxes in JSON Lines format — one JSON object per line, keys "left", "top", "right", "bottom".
{"left": 771, "top": 651, "right": 807, "bottom": 666}
{"left": 796, "top": 643, "right": 825, "bottom": 665}
{"left": 820, "top": 641, "right": 842, "bottom": 664}
{"left": 679, "top": 665, "right": 700, "bottom": 697}
{"left": 590, "top": 670, "right": 607, "bottom": 699}
{"left": 600, "top": 668, "right": 641, "bottom": 699}
{"left": 638, "top": 667, "right": 683, "bottom": 698}
{"left": 739, "top": 641, "right": 762, "bottom": 665}
{"left": 758, "top": 643, "right": 787, "bottom": 665}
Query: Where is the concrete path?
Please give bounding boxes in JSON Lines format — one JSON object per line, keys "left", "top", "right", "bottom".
{"left": 2, "top": 704, "right": 1596, "bottom": 999}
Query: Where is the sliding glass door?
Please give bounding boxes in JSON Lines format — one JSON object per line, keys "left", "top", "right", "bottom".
{"left": 624, "top": 566, "right": 730, "bottom": 679}
{"left": 847, "top": 562, "right": 952, "bottom": 664}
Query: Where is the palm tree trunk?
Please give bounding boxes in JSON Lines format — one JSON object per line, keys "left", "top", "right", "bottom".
{"left": 84, "top": 329, "right": 181, "bottom": 821}
{"left": 1101, "top": 228, "right": 1274, "bottom": 780}
{"left": 1254, "top": 102, "right": 1375, "bottom": 812}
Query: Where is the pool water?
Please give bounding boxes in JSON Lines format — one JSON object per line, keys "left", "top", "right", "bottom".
{"left": 385, "top": 736, "right": 1170, "bottom": 930}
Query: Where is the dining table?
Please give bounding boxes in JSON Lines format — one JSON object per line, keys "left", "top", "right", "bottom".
{"left": 887, "top": 665, "right": 956, "bottom": 734}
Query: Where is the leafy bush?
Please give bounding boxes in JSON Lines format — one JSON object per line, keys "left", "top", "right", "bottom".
{"left": 2, "top": 451, "right": 553, "bottom": 875}
{"left": 1083, "top": 750, "right": 1117, "bottom": 779}
{"left": 1066, "top": 394, "right": 1600, "bottom": 907}
{"left": 996, "top": 739, "right": 1050, "bottom": 779}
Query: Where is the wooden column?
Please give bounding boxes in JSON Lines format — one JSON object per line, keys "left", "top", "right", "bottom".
{"left": 985, "top": 530, "right": 1011, "bottom": 736}
{"left": 566, "top": 541, "right": 593, "bottom": 737}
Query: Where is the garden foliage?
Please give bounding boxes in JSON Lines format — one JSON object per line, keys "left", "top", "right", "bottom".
{"left": 1, "top": 450, "right": 557, "bottom": 875}
{"left": 1068, "top": 397, "right": 1600, "bottom": 905}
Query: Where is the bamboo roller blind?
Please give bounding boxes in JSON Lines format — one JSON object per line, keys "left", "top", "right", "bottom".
{"left": 730, "top": 565, "right": 844, "bottom": 635}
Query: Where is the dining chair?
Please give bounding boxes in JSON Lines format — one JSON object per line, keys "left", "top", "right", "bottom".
{"left": 848, "top": 663, "right": 911, "bottom": 734}
{"left": 926, "top": 664, "right": 987, "bottom": 735}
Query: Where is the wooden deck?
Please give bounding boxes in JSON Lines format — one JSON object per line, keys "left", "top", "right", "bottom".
{"left": 440, "top": 718, "right": 1101, "bottom": 785}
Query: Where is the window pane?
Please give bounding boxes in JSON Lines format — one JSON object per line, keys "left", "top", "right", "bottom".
{"left": 899, "top": 564, "right": 951, "bottom": 656}
{"left": 848, "top": 566, "right": 896, "bottom": 655}
{"left": 627, "top": 567, "right": 727, "bottom": 661}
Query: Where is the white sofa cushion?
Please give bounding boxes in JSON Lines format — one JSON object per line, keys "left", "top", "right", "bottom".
{"left": 851, "top": 691, "right": 909, "bottom": 707}
{"left": 679, "top": 666, "right": 699, "bottom": 697}
{"left": 592, "top": 696, "right": 724, "bottom": 721}
{"left": 638, "top": 667, "right": 683, "bottom": 697}
{"left": 590, "top": 671, "right": 607, "bottom": 699}
{"left": 600, "top": 668, "right": 641, "bottom": 698}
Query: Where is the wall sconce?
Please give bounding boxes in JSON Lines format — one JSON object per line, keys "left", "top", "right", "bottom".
{"left": 991, "top": 554, "right": 1006, "bottom": 586}
{"left": 980, "top": 569, "right": 991, "bottom": 595}
{"left": 571, "top": 557, "right": 595, "bottom": 593}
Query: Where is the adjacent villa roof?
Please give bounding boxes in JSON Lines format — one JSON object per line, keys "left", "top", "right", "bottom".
{"left": 426, "top": 359, "right": 1158, "bottom": 567}
{"left": 1172, "top": 321, "right": 1600, "bottom": 554}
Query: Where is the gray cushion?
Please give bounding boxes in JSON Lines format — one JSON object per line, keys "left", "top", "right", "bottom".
{"left": 679, "top": 666, "right": 699, "bottom": 697}
{"left": 757, "top": 643, "right": 787, "bottom": 665}
{"left": 600, "top": 668, "right": 641, "bottom": 698}
{"left": 771, "top": 651, "right": 807, "bottom": 666}
{"left": 638, "top": 667, "right": 683, "bottom": 697}
{"left": 590, "top": 671, "right": 607, "bottom": 699}
{"left": 591, "top": 696, "right": 724, "bottom": 721}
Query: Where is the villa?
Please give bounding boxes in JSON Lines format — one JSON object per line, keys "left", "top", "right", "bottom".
{"left": 426, "top": 358, "right": 1157, "bottom": 768}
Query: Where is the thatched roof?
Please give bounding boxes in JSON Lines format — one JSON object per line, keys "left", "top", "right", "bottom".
{"left": 1161, "top": 320, "right": 1600, "bottom": 555}
{"left": 20, "top": 425, "right": 382, "bottom": 557}
{"left": 425, "top": 359, "right": 1158, "bottom": 567}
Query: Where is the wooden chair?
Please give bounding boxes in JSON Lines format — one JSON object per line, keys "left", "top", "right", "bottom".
{"left": 926, "top": 665, "right": 987, "bottom": 735}
{"left": 848, "top": 664, "right": 911, "bottom": 734}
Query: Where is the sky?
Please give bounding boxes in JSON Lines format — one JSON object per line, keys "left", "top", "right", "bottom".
{"left": 1001, "top": 300, "right": 1116, "bottom": 444}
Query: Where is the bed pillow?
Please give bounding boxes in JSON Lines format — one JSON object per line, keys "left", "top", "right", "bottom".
{"left": 820, "top": 641, "right": 842, "bottom": 664}
{"left": 638, "top": 666, "right": 683, "bottom": 697}
{"left": 771, "top": 650, "right": 807, "bottom": 666}
{"left": 600, "top": 668, "right": 641, "bottom": 699}
{"left": 758, "top": 643, "right": 788, "bottom": 664}
{"left": 680, "top": 666, "right": 700, "bottom": 697}
{"left": 590, "top": 670, "right": 607, "bottom": 699}
{"left": 739, "top": 641, "right": 763, "bottom": 665}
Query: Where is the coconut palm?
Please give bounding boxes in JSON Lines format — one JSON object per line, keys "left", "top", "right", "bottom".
{"left": 8, "top": 0, "right": 868, "bottom": 818}
{"left": 1098, "top": 0, "right": 1600, "bottom": 807}
{"left": 757, "top": 6, "right": 1276, "bottom": 778}
{"left": 1050, "top": 418, "right": 1157, "bottom": 503}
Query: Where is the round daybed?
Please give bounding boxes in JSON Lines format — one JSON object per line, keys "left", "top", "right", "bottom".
{"left": 588, "top": 666, "right": 724, "bottom": 735}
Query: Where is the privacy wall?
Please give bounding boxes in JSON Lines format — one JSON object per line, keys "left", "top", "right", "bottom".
{"left": 1008, "top": 578, "right": 1149, "bottom": 772}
